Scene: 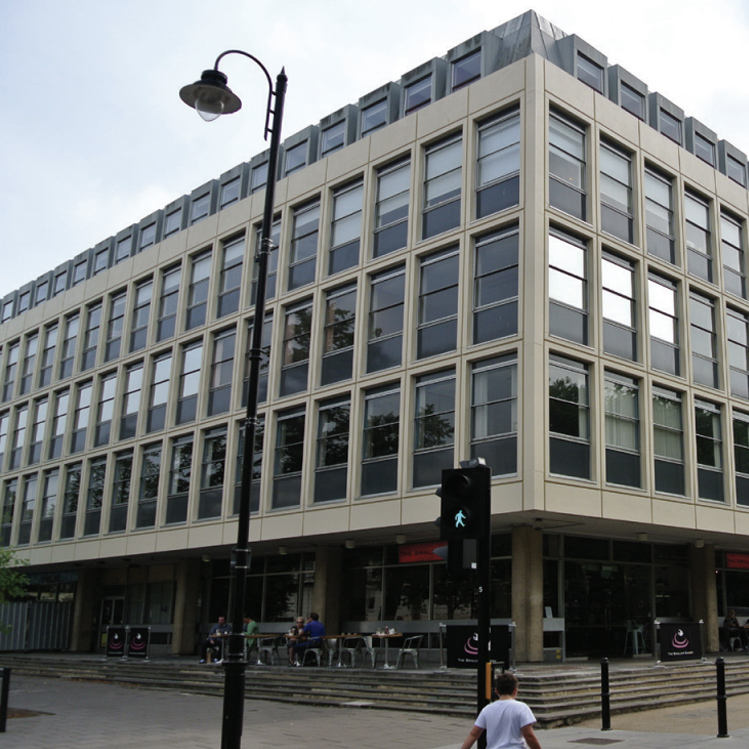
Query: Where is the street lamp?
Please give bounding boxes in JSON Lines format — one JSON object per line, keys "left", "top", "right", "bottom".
{"left": 180, "top": 51, "right": 287, "bottom": 749}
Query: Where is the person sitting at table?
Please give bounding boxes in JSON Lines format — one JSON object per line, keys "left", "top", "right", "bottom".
{"left": 199, "top": 615, "right": 231, "bottom": 663}
{"left": 290, "top": 612, "right": 326, "bottom": 666}
{"left": 723, "top": 609, "right": 749, "bottom": 651}
{"left": 287, "top": 617, "right": 305, "bottom": 665}
{"left": 243, "top": 613, "right": 259, "bottom": 636}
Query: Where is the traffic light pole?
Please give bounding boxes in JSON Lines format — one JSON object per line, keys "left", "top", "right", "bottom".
{"left": 476, "top": 502, "right": 491, "bottom": 749}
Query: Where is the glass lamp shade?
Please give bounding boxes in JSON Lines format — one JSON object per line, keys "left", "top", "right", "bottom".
{"left": 179, "top": 69, "right": 242, "bottom": 121}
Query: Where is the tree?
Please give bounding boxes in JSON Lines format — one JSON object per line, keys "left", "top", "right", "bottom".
{"left": 0, "top": 548, "right": 29, "bottom": 634}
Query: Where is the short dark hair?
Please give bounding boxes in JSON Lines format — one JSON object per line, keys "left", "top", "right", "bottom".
{"left": 309, "top": 612, "right": 320, "bottom": 621}
{"left": 494, "top": 672, "right": 518, "bottom": 696}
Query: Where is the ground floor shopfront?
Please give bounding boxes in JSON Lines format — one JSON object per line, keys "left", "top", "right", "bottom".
{"left": 19, "top": 527, "right": 749, "bottom": 661}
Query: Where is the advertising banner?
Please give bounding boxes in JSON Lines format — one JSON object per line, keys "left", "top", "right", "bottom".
{"left": 105, "top": 626, "right": 126, "bottom": 658}
{"left": 127, "top": 627, "right": 150, "bottom": 659}
{"left": 447, "top": 625, "right": 512, "bottom": 669}
{"left": 659, "top": 622, "right": 703, "bottom": 662}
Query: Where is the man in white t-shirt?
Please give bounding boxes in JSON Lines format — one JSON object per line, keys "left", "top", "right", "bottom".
{"left": 460, "top": 672, "right": 542, "bottom": 749}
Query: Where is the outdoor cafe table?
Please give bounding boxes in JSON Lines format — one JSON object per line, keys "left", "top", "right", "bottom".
{"left": 371, "top": 632, "right": 402, "bottom": 669}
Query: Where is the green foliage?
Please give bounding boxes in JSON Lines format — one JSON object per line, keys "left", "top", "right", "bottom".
{"left": 0, "top": 547, "right": 29, "bottom": 605}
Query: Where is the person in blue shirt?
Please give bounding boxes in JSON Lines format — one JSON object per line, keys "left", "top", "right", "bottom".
{"left": 290, "top": 612, "right": 326, "bottom": 666}
{"left": 199, "top": 615, "right": 232, "bottom": 663}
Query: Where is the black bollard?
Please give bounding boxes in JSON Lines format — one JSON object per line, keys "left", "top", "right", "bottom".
{"left": 601, "top": 657, "right": 611, "bottom": 731}
{"left": 716, "top": 657, "right": 728, "bottom": 738}
{"left": 0, "top": 667, "right": 10, "bottom": 733}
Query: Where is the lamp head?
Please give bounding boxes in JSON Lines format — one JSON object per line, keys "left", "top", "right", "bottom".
{"left": 179, "top": 69, "right": 242, "bottom": 121}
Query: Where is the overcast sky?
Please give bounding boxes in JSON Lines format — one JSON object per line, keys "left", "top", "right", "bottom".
{"left": 2, "top": 0, "right": 749, "bottom": 298}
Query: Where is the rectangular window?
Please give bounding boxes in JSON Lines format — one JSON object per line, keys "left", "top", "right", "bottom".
{"left": 473, "top": 225, "right": 518, "bottom": 344}
{"left": 659, "top": 109, "right": 682, "bottom": 144}
{"left": 109, "top": 451, "right": 133, "bottom": 532}
{"left": 284, "top": 141, "right": 307, "bottom": 175}
{"left": 549, "top": 355, "right": 590, "bottom": 479}
{"left": 620, "top": 82, "right": 645, "bottom": 120}
{"left": 39, "top": 324, "right": 57, "bottom": 388}
{"left": 314, "top": 396, "right": 350, "bottom": 503}
{"left": 727, "top": 154, "right": 747, "bottom": 187}
{"left": 84, "top": 456, "right": 106, "bottom": 535}
{"left": 321, "top": 121, "right": 345, "bottom": 156}
{"left": 362, "top": 385, "right": 400, "bottom": 496}
{"left": 648, "top": 274, "right": 680, "bottom": 376}
{"left": 130, "top": 279, "right": 153, "bottom": 352}
{"left": 2, "top": 342, "right": 19, "bottom": 401}
{"left": 208, "top": 327, "right": 235, "bottom": 416}
{"left": 1, "top": 478, "right": 17, "bottom": 546}
{"left": 115, "top": 236, "right": 132, "bottom": 264}
{"left": 405, "top": 75, "right": 431, "bottom": 114}
{"left": 721, "top": 212, "right": 745, "bottom": 298}
{"left": 422, "top": 133, "right": 462, "bottom": 239}
{"left": 367, "top": 265, "right": 405, "bottom": 373}
{"left": 93, "top": 249, "right": 108, "bottom": 275}
{"left": 413, "top": 369, "right": 455, "bottom": 488}
{"left": 242, "top": 314, "right": 272, "bottom": 407}
{"left": 476, "top": 107, "right": 520, "bottom": 218}
{"left": 176, "top": 340, "right": 202, "bottom": 425}
{"left": 80, "top": 302, "right": 102, "bottom": 371}
{"left": 71, "top": 381, "right": 92, "bottom": 453}
{"left": 18, "top": 473, "right": 38, "bottom": 544}
{"left": 329, "top": 180, "right": 363, "bottom": 274}
{"left": 273, "top": 408, "right": 305, "bottom": 509}
{"left": 690, "top": 291, "right": 719, "bottom": 389}
{"left": 38, "top": 468, "right": 59, "bottom": 542}
{"left": 695, "top": 399, "right": 723, "bottom": 501}
{"left": 164, "top": 208, "right": 182, "bottom": 236}
{"left": 9, "top": 404, "right": 27, "bottom": 470}
{"left": 190, "top": 192, "right": 210, "bottom": 224}
{"left": 604, "top": 372, "right": 640, "bottom": 487}
{"left": 549, "top": 111, "right": 586, "bottom": 221}
{"left": 361, "top": 99, "right": 388, "bottom": 136}
{"left": 49, "top": 389, "right": 69, "bottom": 460}
{"left": 321, "top": 284, "right": 356, "bottom": 386}
{"left": 73, "top": 260, "right": 87, "bottom": 285}
{"left": 220, "top": 176, "right": 241, "bottom": 208}
{"left": 694, "top": 133, "right": 715, "bottom": 166}
{"left": 200, "top": 427, "right": 226, "bottom": 519}
{"left": 147, "top": 352, "right": 172, "bottom": 432}
{"left": 167, "top": 435, "right": 192, "bottom": 524}
{"left": 35, "top": 280, "right": 48, "bottom": 305}
{"left": 727, "top": 307, "right": 749, "bottom": 399}
{"left": 250, "top": 162, "right": 267, "bottom": 194}
{"left": 645, "top": 167, "right": 675, "bottom": 263}
{"left": 1, "top": 301, "right": 12, "bottom": 322}
{"left": 19, "top": 333, "right": 38, "bottom": 396}
{"left": 119, "top": 362, "right": 143, "bottom": 440}
{"left": 217, "top": 235, "right": 245, "bottom": 318}
{"left": 186, "top": 250, "right": 212, "bottom": 330}
{"left": 471, "top": 354, "right": 517, "bottom": 475}
{"left": 94, "top": 372, "right": 117, "bottom": 447}
{"left": 417, "top": 246, "right": 459, "bottom": 358}
{"left": 28, "top": 397, "right": 47, "bottom": 465}
{"left": 288, "top": 201, "right": 320, "bottom": 291}
{"left": 53, "top": 271, "right": 67, "bottom": 295}
{"left": 60, "top": 463, "right": 81, "bottom": 539}
{"left": 577, "top": 53, "right": 604, "bottom": 92}
{"left": 733, "top": 411, "right": 749, "bottom": 506}
{"left": 280, "top": 299, "right": 312, "bottom": 397}
{"left": 452, "top": 50, "right": 481, "bottom": 90}
{"left": 374, "top": 158, "right": 410, "bottom": 258}
{"left": 600, "top": 140, "right": 633, "bottom": 243}
{"left": 17, "top": 291, "right": 30, "bottom": 314}
{"left": 251, "top": 215, "right": 281, "bottom": 304}
{"left": 601, "top": 251, "right": 637, "bottom": 361}
{"left": 104, "top": 292, "right": 126, "bottom": 362}
{"left": 139, "top": 222, "right": 156, "bottom": 251}
{"left": 685, "top": 191, "right": 712, "bottom": 283}
{"left": 0, "top": 411, "right": 8, "bottom": 470}
{"left": 137, "top": 443, "right": 161, "bottom": 528}
{"left": 157, "top": 265, "right": 181, "bottom": 341}
{"left": 548, "top": 229, "right": 588, "bottom": 345}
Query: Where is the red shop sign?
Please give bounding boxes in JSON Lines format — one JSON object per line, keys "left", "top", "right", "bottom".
{"left": 726, "top": 552, "right": 749, "bottom": 570}
{"left": 398, "top": 541, "right": 447, "bottom": 563}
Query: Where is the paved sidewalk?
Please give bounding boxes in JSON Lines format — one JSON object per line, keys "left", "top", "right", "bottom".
{"left": 4, "top": 673, "right": 749, "bottom": 748}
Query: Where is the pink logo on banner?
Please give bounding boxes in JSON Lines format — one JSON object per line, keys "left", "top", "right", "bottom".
{"left": 464, "top": 633, "right": 479, "bottom": 656}
{"left": 671, "top": 629, "right": 689, "bottom": 649}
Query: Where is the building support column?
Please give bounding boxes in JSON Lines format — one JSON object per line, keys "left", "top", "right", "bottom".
{"left": 172, "top": 558, "right": 201, "bottom": 655}
{"left": 68, "top": 567, "right": 99, "bottom": 652}
{"left": 512, "top": 526, "right": 544, "bottom": 662}
{"left": 690, "top": 543, "right": 718, "bottom": 652}
{"left": 312, "top": 547, "right": 342, "bottom": 632}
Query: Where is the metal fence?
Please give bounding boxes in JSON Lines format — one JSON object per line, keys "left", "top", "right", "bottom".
{"left": 0, "top": 601, "right": 72, "bottom": 651}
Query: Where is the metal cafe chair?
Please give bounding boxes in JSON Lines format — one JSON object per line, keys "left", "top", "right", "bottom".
{"left": 301, "top": 638, "right": 328, "bottom": 667}
{"left": 395, "top": 635, "right": 423, "bottom": 669}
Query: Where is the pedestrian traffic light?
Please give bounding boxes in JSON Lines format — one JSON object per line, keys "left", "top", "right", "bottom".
{"left": 439, "top": 464, "right": 491, "bottom": 541}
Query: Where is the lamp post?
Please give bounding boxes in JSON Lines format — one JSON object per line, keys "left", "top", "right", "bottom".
{"left": 180, "top": 51, "right": 286, "bottom": 749}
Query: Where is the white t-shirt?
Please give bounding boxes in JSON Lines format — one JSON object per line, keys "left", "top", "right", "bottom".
{"left": 474, "top": 698, "right": 536, "bottom": 749}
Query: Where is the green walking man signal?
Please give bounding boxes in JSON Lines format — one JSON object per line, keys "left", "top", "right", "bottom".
{"left": 438, "top": 463, "right": 491, "bottom": 542}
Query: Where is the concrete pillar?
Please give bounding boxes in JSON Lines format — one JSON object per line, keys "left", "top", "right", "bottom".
{"left": 69, "top": 567, "right": 99, "bottom": 652}
{"left": 312, "top": 546, "right": 342, "bottom": 632}
{"left": 172, "top": 558, "right": 201, "bottom": 655}
{"left": 690, "top": 543, "right": 718, "bottom": 652}
{"left": 512, "top": 526, "right": 544, "bottom": 662}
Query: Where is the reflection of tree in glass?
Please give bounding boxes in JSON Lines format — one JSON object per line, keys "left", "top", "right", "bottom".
{"left": 366, "top": 412, "right": 399, "bottom": 458}
{"left": 416, "top": 403, "right": 454, "bottom": 448}
{"left": 284, "top": 308, "right": 312, "bottom": 364}
{"left": 325, "top": 303, "right": 356, "bottom": 352}
{"left": 277, "top": 416, "right": 305, "bottom": 474}
{"left": 549, "top": 375, "right": 585, "bottom": 437}
{"left": 319, "top": 406, "right": 349, "bottom": 466}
